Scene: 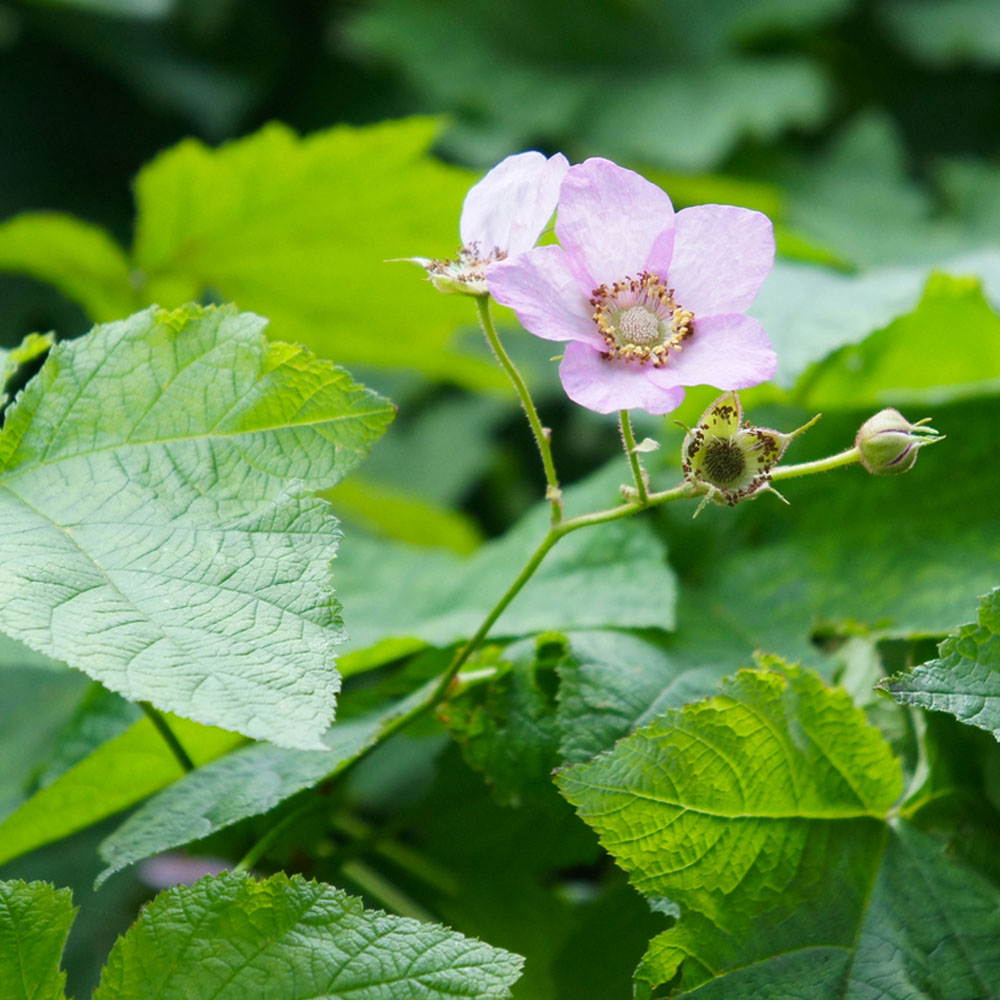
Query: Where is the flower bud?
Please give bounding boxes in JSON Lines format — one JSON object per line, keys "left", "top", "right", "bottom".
{"left": 855, "top": 409, "right": 942, "bottom": 476}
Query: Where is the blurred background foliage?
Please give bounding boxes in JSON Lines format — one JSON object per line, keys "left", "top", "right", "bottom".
{"left": 2, "top": 1, "right": 1000, "bottom": 996}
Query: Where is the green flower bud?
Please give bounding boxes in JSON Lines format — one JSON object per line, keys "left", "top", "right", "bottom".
{"left": 855, "top": 409, "right": 943, "bottom": 476}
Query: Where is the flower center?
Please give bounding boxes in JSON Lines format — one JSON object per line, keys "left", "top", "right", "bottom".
{"left": 702, "top": 439, "right": 746, "bottom": 487}
{"left": 425, "top": 241, "right": 506, "bottom": 293}
{"left": 591, "top": 272, "right": 694, "bottom": 367}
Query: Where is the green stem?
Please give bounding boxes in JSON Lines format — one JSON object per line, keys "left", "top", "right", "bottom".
{"left": 770, "top": 446, "right": 861, "bottom": 482}
{"left": 339, "top": 859, "right": 437, "bottom": 922}
{"left": 428, "top": 527, "right": 563, "bottom": 702}
{"left": 476, "top": 296, "right": 563, "bottom": 522}
{"left": 139, "top": 701, "right": 195, "bottom": 772}
{"left": 233, "top": 802, "right": 312, "bottom": 872}
{"left": 618, "top": 409, "right": 650, "bottom": 504}
{"left": 233, "top": 438, "right": 862, "bottom": 870}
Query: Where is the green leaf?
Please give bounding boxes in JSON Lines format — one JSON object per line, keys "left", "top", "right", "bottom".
{"left": 589, "top": 58, "right": 830, "bottom": 172}
{"left": 0, "top": 880, "right": 74, "bottom": 1000}
{"left": 557, "top": 663, "right": 900, "bottom": 993}
{"left": 440, "top": 636, "right": 564, "bottom": 806}
{"left": 883, "top": 0, "right": 1000, "bottom": 67}
{"left": 879, "top": 587, "right": 1000, "bottom": 739}
{"left": 0, "top": 303, "right": 393, "bottom": 748}
{"left": 0, "top": 668, "right": 87, "bottom": 822}
{"left": 795, "top": 272, "right": 1000, "bottom": 409}
{"left": 1, "top": 333, "right": 54, "bottom": 411}
{"left": 347, "top": 0, "right": 837, "bottom": 168}
{"left": 96, "top": 681, "right": 436, "bottom": 884}
{"left": 92, "top": 872, "right": 523, "bottom": 999}
{"left": 335, "top": 466, "right": 677, "bottom": 670}
{"left": 0, "top": 213, "right": 135, "bottom": 322}
{"left": 555, "top": 622, "right": 749, "bottom": 765}
{"left": 557, "top": 663, "right": 998, "bottom": 997}
{"left": 132, "top": 118, "right": 501, "bottom": 388}
{"left": 0, "top": 713, "right": 242, "bottom": 867}
{"left": 661, "top": 397, "right": 1000, "bottom": 651}
{"left": 326, "top": 475, "right": 482, "bottom": 554}
{"left": 634, "top": 821, "right": 1000, "bottom": 998}
{"left": 558, "top": 664, "right": 900, "bottom": 899}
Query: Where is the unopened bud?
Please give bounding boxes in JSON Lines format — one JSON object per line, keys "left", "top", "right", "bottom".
{"left": 855, "top": 409, "right": 943, "bottom": 476}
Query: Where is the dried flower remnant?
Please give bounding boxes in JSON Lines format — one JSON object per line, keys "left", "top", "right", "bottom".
{"left": 487, "top": 157, "right": 777, "bottom": 414}
{"left": 406, "top": 151, "right": 569, "bottom": 296}
{"left": 682, "top": 392, "right": 819, "bottom": 516}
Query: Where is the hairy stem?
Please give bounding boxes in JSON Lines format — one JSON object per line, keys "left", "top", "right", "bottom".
{"left": 770, "top": 446, "right": 861, "bottom": 481}
{"left": 618, "top": 409, "right": 650, "bottom": 504}
{"left": 477, "top": 296, "right": 563, "bottom": 522}
{"left": 140, "top": 701, "right": 195, "bottom": 772}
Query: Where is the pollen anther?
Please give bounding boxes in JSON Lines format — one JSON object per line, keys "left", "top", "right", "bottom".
{"left": 591, "top": 272, "right": 693, "bottom": 367}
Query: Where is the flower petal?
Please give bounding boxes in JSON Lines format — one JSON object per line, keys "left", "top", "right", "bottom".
{"left": 666, "top": 313, "right": 777, "bottom": 389}
{"left": 487, "top": 245, "right": 602, "bottom": 346}
{"left": 460, "top": 152, "right": 569, "bottom": 257}
{"left": 558, "top": 341, "right": 686, "bottom": 415}
{"left": 668, "top": 205, "right": 775, "bottom": 317}
{"left": 556, "top": 158, "right": 675, "bottom": 291}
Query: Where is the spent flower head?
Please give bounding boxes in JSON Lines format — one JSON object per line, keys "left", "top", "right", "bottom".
{"left": 682, "top": 391, "right": 819, "bottom": 516}
{"left": 487, "top": 157, "right": 777, "bottom": 414}
{"left": 407, "top": 151, "right": 569, "bottom": 296}
{"left": 855, "top": 408, "right": 943, "bottom": 476}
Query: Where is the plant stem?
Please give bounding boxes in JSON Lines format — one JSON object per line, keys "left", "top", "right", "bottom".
{"left": 139, "top": 701, "right": 195, "bottom": 772}
{"left": 428, "top": 527, "right": 564, "bottom": 702}
{"left": 339, "top": 859, "right": 437, "bottom": 922}
{"left": 233, "top": 802, "right": 312, "bottom": 873}
{"left": 618, "top": 409, "right": 650, "bottom": 504}
{"left": 476, "top": 296, "right": 563, "bottom": 522}
{"left": 770, "top": 446, "right": 861, "bottom": 481}
{"left": 233, "top": 437, "right": 864, "bottom": 871}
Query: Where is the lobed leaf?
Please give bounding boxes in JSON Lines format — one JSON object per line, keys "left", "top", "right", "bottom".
{"left": 879, "top": 587, "right": 1000, "bottom": 739}
{"left": 0, "top": 303, "right": 393, "bottom": 748}
{"left": 557, "top": 663, "right": 909, "bottom": 995}
{"left": 132, "top": 118, "right": 501, "bottom": 387}
{"left": 92, "top": 872, "right": 523, "bottom": 999}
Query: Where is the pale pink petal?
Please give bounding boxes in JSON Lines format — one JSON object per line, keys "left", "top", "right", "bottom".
{"left": 488, "top": 245, "right": 602, "bottom": 346}
{"left": 668, "top": 206, "right": 775, "bottom": 317}
{"left": 460, "top": 152, "right": 569, "bottom": 256}
{"left": 556, "top": 158, "right": 675, "bottom": 292}
{"left": 666, "top": 313, "right": 777, "bottom": 389}
{"left": 559, "top": 341, "right": 686, "bottom": 415}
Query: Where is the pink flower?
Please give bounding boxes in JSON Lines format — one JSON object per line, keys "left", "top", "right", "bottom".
{"left": 412, "top": 151, "right": 569, "bottom": 296}
{"left": 486, "top": 158, "right": 777, "bottom": 414}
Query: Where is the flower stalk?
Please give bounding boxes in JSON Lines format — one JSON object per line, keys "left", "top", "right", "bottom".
{"left": 477, "top": 296, "right": 563, "bottom": 522}
{"left": 619, "top": 409, "right": 650, "bottom": 504}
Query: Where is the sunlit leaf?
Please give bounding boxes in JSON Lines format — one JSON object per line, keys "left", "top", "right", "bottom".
{"left": 133, "top": 118, "right": 501, "bottom": 387}
{"left": 0, "top": 214, "right": 135, "bottom": 322}
{"left": 556, "top": 663, "right": 999, "bottom": 997}
{"left": 0, "top": 713, "right": 241, "bottom": 867}
{"left": 0, "top": 303, "right": 393, "bottom": 747}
